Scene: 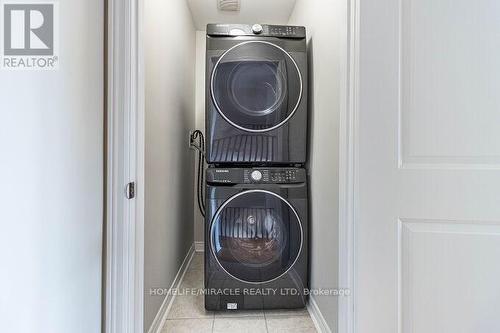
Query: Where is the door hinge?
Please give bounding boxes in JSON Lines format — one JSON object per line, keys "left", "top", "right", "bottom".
{"left": 125, "top": 182, "right": 135, "bottom": 199}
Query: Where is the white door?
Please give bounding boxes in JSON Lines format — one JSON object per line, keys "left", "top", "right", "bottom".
{"left": 355, "top": 0, "right": 500, "bottom": 332}
{"left": 0, "top": 1, "right": 103, "bottom": 332}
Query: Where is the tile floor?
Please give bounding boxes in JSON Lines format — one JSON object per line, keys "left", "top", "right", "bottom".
{"left": 161, "top": 253, "right": 318, "bottom": 333}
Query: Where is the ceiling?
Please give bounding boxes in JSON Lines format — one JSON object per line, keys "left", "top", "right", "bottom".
{"left": 186, "top": 0, "right": 297, "bottom": 30}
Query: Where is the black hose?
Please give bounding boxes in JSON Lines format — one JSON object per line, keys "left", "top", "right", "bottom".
{"left": 191, "top": 130, "right": 205, "bottom": 217}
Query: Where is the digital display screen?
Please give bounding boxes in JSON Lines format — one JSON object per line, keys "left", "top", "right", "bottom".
{"left": 269, "top": 25, "right": 298, "bottom": 36}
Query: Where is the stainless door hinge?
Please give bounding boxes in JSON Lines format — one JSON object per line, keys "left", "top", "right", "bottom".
{"left": 125, "top": 182, "right": 135, "bottom": 199}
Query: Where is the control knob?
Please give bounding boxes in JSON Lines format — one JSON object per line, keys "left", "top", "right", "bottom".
{"left": 250, "top": 170, "right": 263, "bottom": 181}
{"left": 252, "top": 24, "right": 263, "bottom": 34}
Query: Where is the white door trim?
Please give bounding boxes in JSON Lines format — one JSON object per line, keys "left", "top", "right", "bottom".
{"left": 105, "top": 0, "right": 144, "bottom": 332}
{"left": 338, "top": 0, "right": 359, "bottom": 332}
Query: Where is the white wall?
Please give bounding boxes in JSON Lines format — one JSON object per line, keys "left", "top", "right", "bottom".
{"left": 288, "top": 0, "right": 347, "bottom": 331}
{"left": 194, "top": 30, "right": 206, "bottom": 243}
{"left": 0, "top": 1, "right": 103, "bottom": 333}
{"left": 144, "top": 0, "right": 197, "bottom": 330}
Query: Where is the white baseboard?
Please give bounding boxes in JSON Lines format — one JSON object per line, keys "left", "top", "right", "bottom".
{"left": 194, "top": 241, "right": 204, "bottom": 252}
{"left": 307, "top": 296, "right": 333, "bottom": 333}
{"left": 147, "top": 244, "right": 195, "bottom": 333}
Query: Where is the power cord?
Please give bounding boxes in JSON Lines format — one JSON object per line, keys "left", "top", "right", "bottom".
{"left": 190, "top": 130, "right": 206, "bottom": 217}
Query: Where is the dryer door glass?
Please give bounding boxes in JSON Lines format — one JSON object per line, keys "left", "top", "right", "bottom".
{"left": 210, "top": 190, "right": 303, "bottom": 283}
{"left": 211, "top": 41, "right": 302, "bottom": 132}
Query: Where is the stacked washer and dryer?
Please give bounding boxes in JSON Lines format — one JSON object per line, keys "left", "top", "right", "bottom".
{"left": 204, "top": 23, "right": 309, "bottom": 311}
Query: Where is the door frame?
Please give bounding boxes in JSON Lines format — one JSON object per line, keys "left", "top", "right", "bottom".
{"left": 103, "top": 0, "right": 359, "bottom": 331}
{"left": 105, "top": 0, "right": 145, "bottom": 332}
{"left": 338, "top": 0, "right": 359, "bottom": 332}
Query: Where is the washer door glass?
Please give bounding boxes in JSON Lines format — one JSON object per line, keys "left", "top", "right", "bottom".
{"left": 211, "top": 41, "right": 302, "bottom": 132}
{"left": 210, "top": 190, "right": 303, "bottom": 283}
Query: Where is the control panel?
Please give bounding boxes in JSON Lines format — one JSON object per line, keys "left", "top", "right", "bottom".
{"left": 268, "top": 25, "right": 302, "bottom": 37}
{"left": 207, "top": 167, "right": 306, "bottom": 185}
{"left": 270, "top": 169, "right": 299, "bottom": 182}
{"left": 207, "top": 24, "right": 306, "bottom": 39}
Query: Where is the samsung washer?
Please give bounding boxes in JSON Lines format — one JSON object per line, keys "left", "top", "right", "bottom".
{"left": 204, "top": 167, "right": 308, "bottom": 311}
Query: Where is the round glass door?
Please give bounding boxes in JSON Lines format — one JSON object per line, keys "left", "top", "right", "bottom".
{"left": 211, "top": 41, "right": 303, "bottom": 132}
{"left": 210, "top": 190, "right": 303, "bottom": 284}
